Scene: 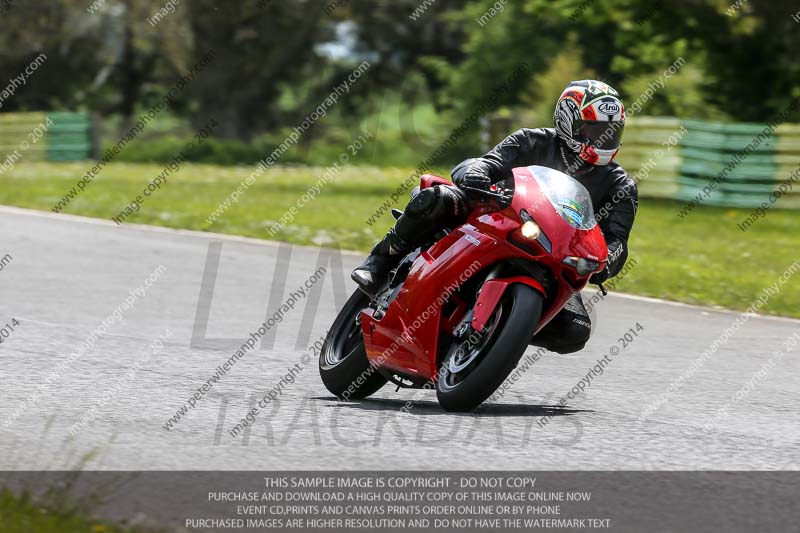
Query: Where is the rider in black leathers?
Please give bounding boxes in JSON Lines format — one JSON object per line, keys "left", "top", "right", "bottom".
{"left": 352, "top": 80, "right": 638, "bottom": 354}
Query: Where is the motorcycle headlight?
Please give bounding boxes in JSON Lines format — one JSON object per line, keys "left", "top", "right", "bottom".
{"left": 518, "top": 209, "right": 552, "bottom": 253}
{"left": 521, "top": 220, "right": 540, "bottom": 239}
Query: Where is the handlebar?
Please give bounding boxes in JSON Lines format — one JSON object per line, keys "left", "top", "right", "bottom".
{"left": 596, "top": 281, "right": 608, "bottom": 296}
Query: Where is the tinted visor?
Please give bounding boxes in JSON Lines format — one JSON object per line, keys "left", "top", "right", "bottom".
{"left": 574, "top": 120, "right": 624, "bottom": 150}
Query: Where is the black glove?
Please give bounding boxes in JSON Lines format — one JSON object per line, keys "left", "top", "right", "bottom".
{"left": 589, "top": 265, "right": 609, "bottom": 285}
{"left": 455, "top": 169, "right": 491, "bottom": 193}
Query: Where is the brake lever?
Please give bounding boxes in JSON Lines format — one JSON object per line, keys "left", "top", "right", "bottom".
{"left": 461, "top": 186, "right": 513, "bottom": 202}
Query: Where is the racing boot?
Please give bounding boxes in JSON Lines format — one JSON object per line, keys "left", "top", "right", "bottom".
{"left": 351, "top": 228, "right": 410, "bottom": 296}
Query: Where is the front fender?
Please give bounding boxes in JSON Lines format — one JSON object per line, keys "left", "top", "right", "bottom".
{"left": 471, "top": 276, "right": 546, "bottom": 332}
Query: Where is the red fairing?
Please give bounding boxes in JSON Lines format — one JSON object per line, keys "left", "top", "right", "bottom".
{"left": 361, "top": 166, "right": 608, "bottom": 382}
{"left": 504, "top": 166, "right": 607, "bottom": 330}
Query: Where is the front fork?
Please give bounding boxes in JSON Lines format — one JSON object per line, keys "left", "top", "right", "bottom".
{"left": 451, "top": 263, "right": 504, "bottom": 340}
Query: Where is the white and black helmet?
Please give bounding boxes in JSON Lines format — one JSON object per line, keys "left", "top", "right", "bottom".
{"left": 554, "top": 80, "right": 626, "bottom": 166}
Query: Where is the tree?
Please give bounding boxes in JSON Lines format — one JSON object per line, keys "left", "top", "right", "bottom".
{"left": 185, "top": 0, "right": 336, "bottom": 139}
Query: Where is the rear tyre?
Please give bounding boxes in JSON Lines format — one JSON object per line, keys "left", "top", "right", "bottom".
{"left": 436, "top": 284, "right": 543, "bottom": 412}
{"left": 319, "top": 289, "right": 387, "bottom": 399}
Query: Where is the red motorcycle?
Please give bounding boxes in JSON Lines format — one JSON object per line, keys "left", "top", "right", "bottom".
{"left": 319, "top": 165, "right": 608, "bottom": 411}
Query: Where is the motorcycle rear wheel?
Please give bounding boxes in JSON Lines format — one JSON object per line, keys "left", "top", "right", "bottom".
{"left": 436, "top": 284, "right": 543, "bottom": 412}
{"left": 319, "top": 289, "right": 388, "bottom": 399}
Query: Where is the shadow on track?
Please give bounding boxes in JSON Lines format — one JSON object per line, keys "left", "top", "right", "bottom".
{"left": 311, "top": 397, "right": 591, "bottom": 418}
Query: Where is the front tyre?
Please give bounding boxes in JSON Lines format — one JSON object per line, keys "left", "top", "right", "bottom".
{"left": 319, "top": 289, "right": 387, "bottom": 399}
{"left": 437, "top": 284, "right": 543, "bottom": 412}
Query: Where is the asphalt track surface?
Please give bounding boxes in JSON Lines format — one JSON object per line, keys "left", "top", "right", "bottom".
{"left": 1, "top": 206, "right": 798, "bottom": 471}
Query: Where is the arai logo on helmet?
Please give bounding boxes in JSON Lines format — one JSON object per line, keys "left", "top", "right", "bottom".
{"left": 598, "top": 101, "right": 621, "bottom": 115}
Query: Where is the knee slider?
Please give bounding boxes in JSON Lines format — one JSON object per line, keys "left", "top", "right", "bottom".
{"left": 568, "top": 318, "right": 592, "bottom": 345}
{"left": 551, "top": 341, "right": 586, "bottom": 355}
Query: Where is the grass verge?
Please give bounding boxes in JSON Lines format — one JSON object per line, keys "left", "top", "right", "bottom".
{"left": 0, "top": 489, "right": 146, "bottom": 533}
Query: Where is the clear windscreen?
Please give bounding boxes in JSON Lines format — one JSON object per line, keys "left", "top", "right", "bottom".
{"left": 528, "top": 166, "right": 597, "bottom": 230}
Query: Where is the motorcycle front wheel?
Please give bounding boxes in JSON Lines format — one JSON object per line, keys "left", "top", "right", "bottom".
{"left": 319, "top": 289, "right": 388, "bottom": 399}
{"left": 436, "top": 283, "right": 543, "bottom": 412}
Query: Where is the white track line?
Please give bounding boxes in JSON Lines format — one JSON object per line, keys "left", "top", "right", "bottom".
{"left": 2, "top": 205, "right": 797, "bottom": 324}
{"left": 603, "top": 291, "right": 800, "bottom": 324}
{"left": 0, "top": 204, "right": 363, "bottom": 257}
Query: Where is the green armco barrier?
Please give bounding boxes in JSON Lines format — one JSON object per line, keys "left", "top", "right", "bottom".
{"left": 680, "top": 161, "right": 776, "bottom": 181}
{"left": 676, "top": 118, "right": 799, "bottom": 208}
{"left": 45, "top": 112, "right": 93, "bottom": 161}
{"left": 0, "top": 111, "right": 93, "bottom": 164}
{"left": 679, "top": 147, "right": 774, "bottom": 166}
